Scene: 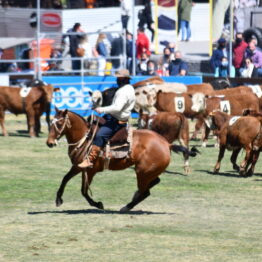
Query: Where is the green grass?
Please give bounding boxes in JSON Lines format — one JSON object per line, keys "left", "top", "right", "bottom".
{"left": 0, "top": 114, "right": 262, "bottom": 262}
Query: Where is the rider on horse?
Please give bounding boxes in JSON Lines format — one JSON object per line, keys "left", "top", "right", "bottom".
{"left": 78, "top": 69, "right": 136, "bottom": 168}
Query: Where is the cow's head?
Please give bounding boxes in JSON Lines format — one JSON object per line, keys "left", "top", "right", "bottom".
{"left": 134, "top": 86, "right": 157, "bottom": 113}
{"left": 90, "top": 90, "right": 103, "bottom": 109}
{"left": 191, "top": 92, "right": 207, "bottom": 112}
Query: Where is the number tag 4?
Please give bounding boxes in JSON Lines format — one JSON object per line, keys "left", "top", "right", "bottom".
{"left": 220, "top": 100, "right": 231, "bottom": 115}
{"left": 174, "top": 97, "right": 185, "bottom": 113}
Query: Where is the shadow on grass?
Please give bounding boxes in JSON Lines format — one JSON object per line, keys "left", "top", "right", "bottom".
{"left": 164, "top": 169, "right": 187, "bottom": 176}
{"left": 129, "top": 166, "right": 187, "bottom": 176}
{"left": 197, "top": 169, "right": 243, "bottom": 178}
{"left": 28, "top": 209, "right": 175, "bottom": 216}
{"left": 0, "top": 130, "right": 30, "bottom": 138}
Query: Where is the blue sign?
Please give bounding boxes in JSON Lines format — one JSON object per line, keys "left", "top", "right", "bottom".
{"left": 43, "top": 75, "right": 202, "bottom": 117}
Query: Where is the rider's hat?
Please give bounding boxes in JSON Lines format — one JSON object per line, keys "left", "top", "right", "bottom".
{"left": 115, "top": 69, "right": 131, "bottom": 79}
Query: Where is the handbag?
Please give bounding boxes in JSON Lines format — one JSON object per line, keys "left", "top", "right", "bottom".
{"left": 76, "top": 47, "right": 85, "bottom": 57}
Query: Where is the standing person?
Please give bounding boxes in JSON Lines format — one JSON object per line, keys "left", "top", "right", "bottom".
{"left": 78, "top": 69, "right": 136, "bottom": 169}
{"left": 96, "top": 33, "right": 108, "bottom": 76}
{"left": 210, "top": 37, "right": 229, "bottom": 75}
{"left": 138, "top": 0, "right": 155, "bottom": 42}
{"left": 178, "top": 0, "right": 194, "bottom": 41}
{"left": 233, "top": 32, "right": 248, "bottom": 77}
{"left": 62, "top": 23, "right": 84, "bottom": 73}
{"left": 126, "top": 31, "right": 134, "bottom": 71}
{"left": 119, "top": 0, "right": 132, "bottom": 32}
{"left": 136, "top": 27, "right": 151, "bottom": 59}
{"left": 167, "top": 51, "right": 188, "bottom": 76}
{"left": 110, "top": 34, "right": 124, "bottom": 72}
{"left": 78, "top": 34, "right": 93, "bottom": 73}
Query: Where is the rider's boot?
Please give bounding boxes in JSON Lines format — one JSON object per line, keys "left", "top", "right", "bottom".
{"left": 78, "top": 145, "right": 101, "bottom": 168}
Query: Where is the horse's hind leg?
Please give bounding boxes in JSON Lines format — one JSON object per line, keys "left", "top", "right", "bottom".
{"left": 81, "top": 171, "right": 104, "bottom": 210}
{"left": 120, "top": 176, "right": 161, "bottom": 213}
{"left": 56, "top": 166, "right": 80, "bottom": 207}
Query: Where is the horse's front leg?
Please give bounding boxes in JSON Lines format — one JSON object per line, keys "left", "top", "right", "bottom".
{"left": 81, "top": 170, "right": 104, "bottom": 210}
{"left": 56, "top": 165, "right": 81, "bottom": 207}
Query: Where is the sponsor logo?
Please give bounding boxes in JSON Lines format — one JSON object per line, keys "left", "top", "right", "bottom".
{"left": 42, "top": 13, "right": 61, "bottom": 27}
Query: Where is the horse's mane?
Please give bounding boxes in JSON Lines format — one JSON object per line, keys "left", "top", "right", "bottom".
{"left": 68, "top": 110, "right": 88, "bottom": 125}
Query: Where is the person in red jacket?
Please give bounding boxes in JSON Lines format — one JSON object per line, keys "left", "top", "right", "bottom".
{"left": 233, "top": 32, "right": 248, "bottom": 77}
{"left": 136, "top": 27, "right": 151, "bottom": 59}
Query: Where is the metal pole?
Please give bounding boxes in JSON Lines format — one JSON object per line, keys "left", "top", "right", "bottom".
{"left": 132, "top": 0, "right": 136, "bottom": 76}
{"left": 229, "top": 0, "right": 233, "bottom": 77}
{"left": 37, "top": 0, "right": 41, "bottom": 80}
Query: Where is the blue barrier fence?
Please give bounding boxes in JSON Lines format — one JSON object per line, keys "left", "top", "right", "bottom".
{"left": 43, "top": 75, "right": 202, "bottom": 117}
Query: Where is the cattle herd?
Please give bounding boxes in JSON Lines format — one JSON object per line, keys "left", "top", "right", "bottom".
{"left": 134, "top": 76, "right": 262, "bottom": 177}
{"left": 1, "top": 76, "right": 262, "bottom": 177}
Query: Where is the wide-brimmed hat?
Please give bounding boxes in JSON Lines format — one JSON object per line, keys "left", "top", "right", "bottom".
{"left": 115, "top": 69, "right": 131, "bottom": 78}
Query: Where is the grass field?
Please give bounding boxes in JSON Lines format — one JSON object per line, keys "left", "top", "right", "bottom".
{"left": 0, "top": 114, "right": 262, "bottom": 262}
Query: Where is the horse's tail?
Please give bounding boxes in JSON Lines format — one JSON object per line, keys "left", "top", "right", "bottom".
{"left": 170, "top": 144, "right": 200, "bottom": 157}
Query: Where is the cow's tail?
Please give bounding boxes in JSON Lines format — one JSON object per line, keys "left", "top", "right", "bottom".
{"left": 170, "top": 144, "right": 200, "bottom": 157}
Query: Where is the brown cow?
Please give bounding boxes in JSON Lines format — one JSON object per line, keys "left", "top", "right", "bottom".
{"left": 0, "top": 80, "right": 59, "bottom": 137}
{"left": 133, "top": 76, "right": 164, "bottom": 88}
{"left": 153, "top": 91, "right": 209, "bottom": 146}
{"left": 187, "top": 83, "right": 214, "bottom": 96}
{"left": 214, "top": 115, "right": 262, "bottom": 176}
{"left": 191, "top": 92, "right": 260, "bottom": 116}
{"left": 138, "top": 111, "right": 192, "bottom": 173}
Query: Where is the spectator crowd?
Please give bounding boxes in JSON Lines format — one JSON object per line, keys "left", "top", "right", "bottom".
{"left": 0, "top": 0, "right": 262, "bottom": 78}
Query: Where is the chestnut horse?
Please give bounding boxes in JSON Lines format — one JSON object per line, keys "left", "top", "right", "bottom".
{"left": 46, "top": 108, "right": 197, "bottom": 212}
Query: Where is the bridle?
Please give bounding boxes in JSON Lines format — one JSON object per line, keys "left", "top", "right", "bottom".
{"left": 50, "top": 112, "right": 99, "bottom": 153}
{"left": 51, "top": 114, "right": 72, "bottom": 140}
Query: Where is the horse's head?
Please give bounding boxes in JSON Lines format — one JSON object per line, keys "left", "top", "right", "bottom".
{"left": 46, "top": 107, "right": 71, "bottom": 148}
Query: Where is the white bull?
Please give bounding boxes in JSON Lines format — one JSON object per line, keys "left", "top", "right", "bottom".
{"left": 135, "top": 82, "right": 188, "bottom": 113}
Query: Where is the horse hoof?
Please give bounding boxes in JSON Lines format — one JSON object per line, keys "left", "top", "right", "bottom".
{"left": 119, "top": 206, "right": 131, "bottom": 213}
{"left": 56, "top": 198, "right": 63, "bottom": 207}
{"left": 97, "top": 201, "right": 104, "bottom": 210}
{"left": 233, "top": 165, "right": 240, "bottom": 172}
{"left": 239, "top": 169, "right": 246, "bottom": 177}
{"left": 213, "top": 168, "right": 219, "bottom": 174}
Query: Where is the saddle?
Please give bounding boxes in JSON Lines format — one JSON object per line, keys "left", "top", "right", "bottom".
{"left": 102, "top": 126, "right": 133, "bottom": 169}
{"left": 87, "top": 115, "right": 133, "bottom": 166}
